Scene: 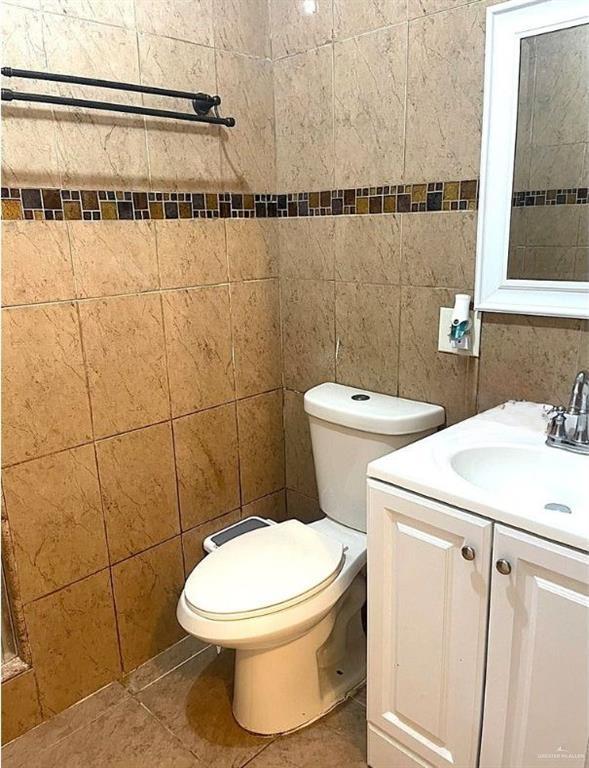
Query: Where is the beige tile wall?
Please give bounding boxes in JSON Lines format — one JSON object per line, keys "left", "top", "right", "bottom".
{"left": 2, "top": 0, "right": 587, "bottom": 745}
{"left": 270, "top": 0, "right": 495, "bottom": 191}
{"left": 1, "top": 0, "right": 275, "bottom": 192}
{"left": 1, "top": 0, "right": 277, "bottom": 728}
{"left": 281, "top": 208, "right": 587, "bottom": 508}
{"left": 1, "top": 217, "right": 285, "bottom": 737}
{"left": 274, "top": 1, "right": 588, "bottom": 509}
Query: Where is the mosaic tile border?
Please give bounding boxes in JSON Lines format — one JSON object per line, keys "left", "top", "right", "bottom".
{"left": 512, "top": 187, "right": 588, "bottom": 207}
{"left": 2, "top": 181, "right": 586, "bottom": 222}
{"left": 1, "top": 181, "right": 480, "bottom": 221}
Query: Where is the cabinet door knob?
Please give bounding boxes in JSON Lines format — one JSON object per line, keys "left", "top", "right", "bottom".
{"left": 496, "top": 559, "right": 512, "bottom": 575}
{"left": 461, "top": 545, "right": 476, "bottom": 561}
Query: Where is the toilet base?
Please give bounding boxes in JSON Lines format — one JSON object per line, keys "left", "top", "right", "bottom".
{"left": 232, "top": 572, "right": 366, "bottom": 735}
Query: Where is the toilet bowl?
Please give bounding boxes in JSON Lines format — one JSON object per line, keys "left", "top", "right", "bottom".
{"left": 178, "top": 516, "right": 367, "bottom": 734}
{"left": 177, "top": 382, "right": 445, "bottom": 735}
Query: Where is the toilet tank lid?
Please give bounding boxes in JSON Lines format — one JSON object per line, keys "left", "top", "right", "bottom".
{"left": 304, "top": 383, "right": 445, "bottom": 435}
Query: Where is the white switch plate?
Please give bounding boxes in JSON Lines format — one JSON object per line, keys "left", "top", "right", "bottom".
{"left": 438, "top": 307, "right": 481, "bottom": 357}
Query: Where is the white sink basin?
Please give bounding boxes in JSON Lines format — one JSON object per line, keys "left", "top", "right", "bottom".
{"left": 368, "top": 401, "right": 589, "bottom": 551}
{"left": 449, "top": 444, "right": 584, "bottom": 514}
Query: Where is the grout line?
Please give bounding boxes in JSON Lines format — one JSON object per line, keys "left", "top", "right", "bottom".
{"left": 396, "top": 215, "right": 404, "bottom": 397}
{"left": 267, "top": 0, "right": 274, "bottom": 61}
{"left": 36, "top": 1, "right": 63, "bottom": 191}
{"left": 5, "top": 694, "right": 131, "bottom": 759}
{"left": 242, "top": 486, "right": 285, "bottom": 514}
{"left": 64, "top": 220, "right": 81, "bottom": 299}
{"left": 31, "top": 4, "right": 270, "bottom": 60}
{"left": 269, "top": 1, "right": 279, "bottom": 194}
{"left": 19, "top": 564, "right": 112, "bottom": 608}
{"left": 229, "top": 253, "right": 249, "bottom": 514}
{"left": 71, "top": 296, "right": 129, "bottom": 673}
{"left": 1, "top": 276, "right": 280, "bottom": 312}
{"left": 272, "top": 14, "right": 410, "bottom": 62}
{"left": 169, "top": 416, "right": 187, "bottom": 573}
{"left": 92, "top": 448, "right": 126, "bottom": 676}
{"left": 212, "top": 27, "right": 225, "bottom": 187}
{"left": 240, "top": 740, "right": 278, "bottom": 768}
{"left": 134, "top": 699, "right": 205, "bottom": 762}
{"left": 285, "top": 487, "right": 320, "bottom": 505}
{"left": 334, "top": 17, "right": 409, "bottom": 46}
{"left": 155, "top": 287, "right": 189, "bottom": 565}
{"left": 127, "top": 642, "right": 213, "bottom": 696}
{"left": 18, "top": 523, "right": 183, "bottom": 610}
{"left": 406, "top": 0, "right": 483, "bottom": 22}
{"left": 72, "top": 264, "right": 119, "bottom": 671}
{"left": 155, "top": 288, "right": 181, "bottom": 540}
{"left": 1, "top": 386, "right": 286, "bottom": 472}
{"left": 330, "top": 14, "right": 337, "bottom": 196}
{"left": 182, "top": 506, "right": 241, "bottom": 538}
{"left": 232, "top": 377, "right": 245, "bottom": 514}
{"left": 16, "top": 483, "right": 290, "bottom": 613}
{"left": 331, "top": 272, "right": 337, "bottom": 384}
{"left": 73, "top": 301, "right": 97, "bottom": 444}
{"left": 401, "top": 18, "right": 410, "bottom": 183}
{"left": 134, "top": 21, "right": 152, "bottom": 191}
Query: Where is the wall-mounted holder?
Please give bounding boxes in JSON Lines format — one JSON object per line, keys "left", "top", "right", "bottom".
{"left": 437, "top": 293, "right": 481, "bottom": 357}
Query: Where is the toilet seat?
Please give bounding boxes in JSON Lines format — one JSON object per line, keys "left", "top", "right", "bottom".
{"left": 184, "top": 519, "right": 345, "bottom": 621}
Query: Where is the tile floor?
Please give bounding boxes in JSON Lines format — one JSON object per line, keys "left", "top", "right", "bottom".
{"left": 2, "top": 637, "right": 368, "bottom": 768}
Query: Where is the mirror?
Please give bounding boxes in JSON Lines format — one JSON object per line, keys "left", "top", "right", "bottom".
{"left": 508, "top": 24, "right": 588, "bottom": 282}
{"left": 475, "top": 0, "right": 589, "bottom": 319}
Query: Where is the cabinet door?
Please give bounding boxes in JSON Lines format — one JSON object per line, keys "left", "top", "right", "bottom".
{"left": 480, "top": 525, "right": 589, "bottom": 768}
{"left": 367, "top": 481, "right": 492, "bottom": 768}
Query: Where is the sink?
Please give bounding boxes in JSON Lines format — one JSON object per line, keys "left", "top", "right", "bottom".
{"left": 450, "top": 444, "right": 585, "bottom": 514}
{"left": 368, "top": 401, "right": 588, "bottom": 550}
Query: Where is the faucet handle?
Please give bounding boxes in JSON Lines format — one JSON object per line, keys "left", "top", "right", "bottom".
{"left": 546, "top": 406, "right": 567, "bottom": 440}
{"left": 547, "top": 404, "right": 565, "bottom": 416}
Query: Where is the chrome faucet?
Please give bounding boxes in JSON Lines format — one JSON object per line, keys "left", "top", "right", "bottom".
{"left": 546, "top": 371, "right": 589, "bottom": 455}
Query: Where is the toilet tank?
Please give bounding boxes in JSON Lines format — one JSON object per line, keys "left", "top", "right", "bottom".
{"left": 304, "top": 383, "right": 445, "bottom": 532}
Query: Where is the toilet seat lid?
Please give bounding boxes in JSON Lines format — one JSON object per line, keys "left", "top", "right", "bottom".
{"left": 184, "top": 520, "right": 345, "bottom": 620}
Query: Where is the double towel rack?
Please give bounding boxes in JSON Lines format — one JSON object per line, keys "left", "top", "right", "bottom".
{"left": 1, "top": 67, "right": 236, "bottom": 127}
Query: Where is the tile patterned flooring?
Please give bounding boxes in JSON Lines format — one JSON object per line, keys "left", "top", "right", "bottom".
{"left": 2, "top": 637, "right": 368, "bottom": 767}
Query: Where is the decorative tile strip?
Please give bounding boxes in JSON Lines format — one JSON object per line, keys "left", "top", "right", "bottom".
{"left": 0, "top": 180, "right": 482, "bottom": 221}
{"left": 512, "top": 187, "right": 588, "bottom": 207}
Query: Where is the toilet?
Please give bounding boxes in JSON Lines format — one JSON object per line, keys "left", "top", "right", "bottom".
{"left": 177, "top": 382, "right": 444, "bottom": 735}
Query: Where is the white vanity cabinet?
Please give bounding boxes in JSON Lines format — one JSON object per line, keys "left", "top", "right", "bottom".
{"left": 367, "top": 482, "right": 492, "bottom": 768}
{"left": 480, "top": 526, "right": 589, "bottom": 768}
{"left": 367, "top": 480, "right": 589, "bottom": 768}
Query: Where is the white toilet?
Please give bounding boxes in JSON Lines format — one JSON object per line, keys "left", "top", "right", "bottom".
{"left": 177, "top": 382, "right": 444, "bottom": 735}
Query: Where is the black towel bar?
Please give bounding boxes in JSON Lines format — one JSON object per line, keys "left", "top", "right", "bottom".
{"left": 1, "top": 66, "right": 236, "bottom": 127}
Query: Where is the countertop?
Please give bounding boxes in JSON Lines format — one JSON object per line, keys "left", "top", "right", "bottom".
{"left": 368, "top": 401, "right": 589, "bottom": 552}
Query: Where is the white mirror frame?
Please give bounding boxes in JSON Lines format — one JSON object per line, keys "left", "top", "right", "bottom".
{"left": 475, "top": 0, "right": 589, "bottom": 319}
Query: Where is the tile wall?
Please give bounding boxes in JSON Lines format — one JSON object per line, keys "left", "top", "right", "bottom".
{"left": 273, "top": 0, "right": 588, "bottom": 514}
{"left": 0, "top": 0, "right": 279, "bottom": 742}
{"left": 1, "top": 0, "right": 588, "bottom": 744}
{"left": 1, "top": 217, "right": 285, "bottom": 739}
{"left": 1, "top": 0, "right": 274, "bottom": 192}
